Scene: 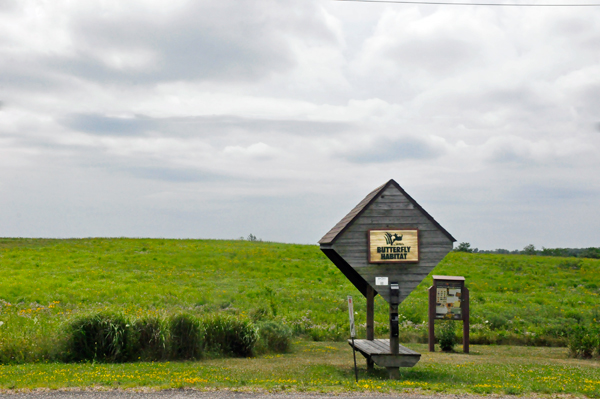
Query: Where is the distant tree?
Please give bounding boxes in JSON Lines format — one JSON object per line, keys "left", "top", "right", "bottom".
{"left": 541, "top": 247, "right": 568, "bottom": 257}
{"left": 581, "top": 247, "right": 600, "bottom": 259}
{"left": 246, "top": 234, "right": 262, "bottom": 242}
{"left": 454, "top": 242, "right": 473, "bottom": 253}
{"left": 522, "top": 244, "right": 537, "bottom": 255}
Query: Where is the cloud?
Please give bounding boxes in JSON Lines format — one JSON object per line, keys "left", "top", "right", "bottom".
{"left": 340, "top": 134, "right": 446, "bottom": 164}
{"left": 1, "top": 1, "right": 600, "bottom": 249}
{"left": 481, "top": 135, "right": 595, "bottom": 166}
{"left": 223, "top": 142, "right": 278, "bottom": 161}
{"left": 513, "top": 184, "right": 598, "bottom": 204}
{"left": 60, "top": 113, "right": 354, "bottom": 138}
{"left": 0, "top": 0, "right": 338, "bottom": 87}
{"left": 116, "top": 165, "right": 224, "bottom": 183}
{"left": 62, "top": 114, "right": 156, "bottom": 136}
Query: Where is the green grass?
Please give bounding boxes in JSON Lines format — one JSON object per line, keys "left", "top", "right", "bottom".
{"left": 0, "top": 342, "right": 598, "bottom": 397}
{"left": 0, "top": 238, "right": 600, "bottom": 350}
{"left": 0, "top": 238, "right": 599, "bottom": 360}
{"left": 0, "top": 238, "right": 599, "bottom": 394}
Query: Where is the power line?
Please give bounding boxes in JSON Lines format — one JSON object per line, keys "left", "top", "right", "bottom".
{"left": 335, "top": 0, "right": 600, "bottom": 6}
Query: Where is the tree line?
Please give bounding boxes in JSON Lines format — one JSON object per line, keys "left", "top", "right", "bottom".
{"left": 454, "top": 242, "right": 600, "bottom": 259}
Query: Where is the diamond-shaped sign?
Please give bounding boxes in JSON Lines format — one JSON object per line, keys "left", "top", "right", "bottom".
{"left": 319, "top": 179, "right": 456, "bottom": 305}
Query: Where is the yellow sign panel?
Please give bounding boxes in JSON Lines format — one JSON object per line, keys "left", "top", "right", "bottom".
{"left": 368, "top": 229, "right": 419, "bottom": 263}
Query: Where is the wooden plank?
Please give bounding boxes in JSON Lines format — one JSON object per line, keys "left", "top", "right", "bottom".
{"left": 370, "top": 202, "right": 416, "bottom": 210}
{"left": 334, "top": 237, "right": 452, "bottom": 246}
{"left": 375, "top": 196, "right": 416, "bottom": 204}
{"left": 337, "top": 246, "right": 453, "bottom": 257}
{"left": 349, "top": 222, "right": 441, "bottom": 230}
{"left": 348, "top": 209, "right": 434, "bottom": 221}
{"left": 337, "top": 229, "right": 449, "bottom": 240}
{"left": 349, "top": 339, "right": 420, "bottom": 356}
{"left": 371, "top": 355, "right": 420, "bottom": 368}
{"left": 339, "top": 253, "right": 450, "bottom": 265}
{"left": 362, "top": 209, "right": 427, "bottom": 217}
{"left": 378, "top": 340, "right": 420, "bottom": 355}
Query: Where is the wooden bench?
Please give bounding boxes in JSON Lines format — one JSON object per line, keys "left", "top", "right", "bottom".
{"left": 348, "top": 339, "right": 421, "bottom": 379}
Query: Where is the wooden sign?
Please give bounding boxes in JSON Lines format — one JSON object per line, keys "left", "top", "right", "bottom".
{"left": 320, "top": 180, "right": 456, "bottom": 378}
{"left": 319, "top": 179, "right": 455, "bottom": 305}
{"left": 347, "top": 296, "right": 356, "bottom": 338}
{"left": 368, "top": 229, "right": 419, "bottom": 263}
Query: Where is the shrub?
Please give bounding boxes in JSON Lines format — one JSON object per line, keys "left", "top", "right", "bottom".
{"left": 558, "top": 259, "right": 582, "bottom": 270}
{"left": 438, "top": 320, "right": 457, "bottom": 352}
{"left": 130, "top": 316, "right": 168, "bottom": 361}
{"left": 255, "top": 320, "right": 292, "bottom": 354}
{"left": 203, "top": 314, "right": 258, "bottom": 357}
{"left": 249, "top": 306, "right": 271, "bottom": 322}
{"left": 454, "top": 242, "right": 473, "bottom": 253}
{"left": 169, "top": 313, "right": 203, "bottom": 360}
{"left": 64, "top": 312, "right": 129, "bottom": 363}
{"left": 522, "top": 244, "right": 537, "bottom": 256}
{"left": 568, "top": 325, "right": 597, "bottom": 359}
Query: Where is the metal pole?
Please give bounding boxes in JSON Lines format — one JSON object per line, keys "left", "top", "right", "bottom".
{"left": 348, "top": 296, "right": 359, "bottom": 383}
{"left": 352, "top": 337, "right": 358, "bottom": 382}
{"left": 366, "top": 285, "right": 375, "bottom": 372}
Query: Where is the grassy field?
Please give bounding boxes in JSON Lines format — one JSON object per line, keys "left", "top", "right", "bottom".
{"left": 0, "top": 341, "right": 598, "bottom": 397}
{"left": 0, "top": 238, "right": 599, "bottom": 394}
{"left": 0, "top": 237, "right": 598, "bottom": 349}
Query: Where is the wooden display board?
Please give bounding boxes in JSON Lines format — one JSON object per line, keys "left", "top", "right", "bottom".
{"left": 428, "top": 275, "right": 470, "bottom": 353}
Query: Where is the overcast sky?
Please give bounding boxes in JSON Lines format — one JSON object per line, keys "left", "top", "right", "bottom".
{"left": 1, "top": 0, "right": 599, "bottom": 250}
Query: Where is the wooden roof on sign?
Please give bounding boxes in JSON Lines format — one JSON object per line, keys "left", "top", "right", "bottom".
{"left": 319, "top": 179, "right": 456, "bottom": 304}
{"left": 319, "top": 180, "right": 456, "bottom": 245}
{"left": 433, "top": 275, "right": 465, "bottom": 281}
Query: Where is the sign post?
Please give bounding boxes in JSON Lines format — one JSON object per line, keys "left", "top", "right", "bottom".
{"left": 319, "top": 179, "right": 456, "bottom": 379}
{"left": 347, "top": 296, "right": 358, "bottom": 383}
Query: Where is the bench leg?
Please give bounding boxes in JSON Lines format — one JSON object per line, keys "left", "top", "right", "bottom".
{"left": 387, "top": 367, "right": 400, "bottom": 380}
{"left": 367, "top": 358, "right": 374, "bottom": 372}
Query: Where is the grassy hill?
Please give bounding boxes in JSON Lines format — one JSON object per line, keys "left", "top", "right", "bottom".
{"left": 0, "top": 238, "right": 598, "bottom": 361}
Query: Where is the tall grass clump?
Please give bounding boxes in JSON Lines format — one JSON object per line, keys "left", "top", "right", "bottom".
{"left": 168, "top": 313, "right": 203, "bottom": 360}
{"left": 203, "top": 313, "right": 258, "bottom": 357}
{"left": 255, "top": 320, "right": 292, "bottom": 354}
{"left": 438, "top": 320, "right": 457, "bottom": 352}
{"left": 130, "top": 316, "right": 168, "bottom": 361}
{"left": 568, "top": 324, "right": 598, "bottom": 359}
{"left": 64, "top": 312, "right": 130, "bottom": 363}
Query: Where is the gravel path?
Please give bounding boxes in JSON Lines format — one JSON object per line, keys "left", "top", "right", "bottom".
{"left": 0, "top": 390, "right": 527, "bottom": 399}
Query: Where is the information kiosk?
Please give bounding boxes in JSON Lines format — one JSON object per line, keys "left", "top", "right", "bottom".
{"left": 319, "top": 179, "right": 456, "bottom": 379}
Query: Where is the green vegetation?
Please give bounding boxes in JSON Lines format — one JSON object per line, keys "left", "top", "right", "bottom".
{"left": 437, "top": 320, "right": 456, "bottom": 352}
{"left": 462, "top": 241, "right": 600, "bottom": 259}
{"left": 0, "top": 342, "right": 598, "bottom": 397}
{"left": 0, "top": 238, "right": 599, "bottom": 363}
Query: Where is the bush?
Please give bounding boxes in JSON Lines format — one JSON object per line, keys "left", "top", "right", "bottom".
{"left": 249, "top": 306, "right": 271, "bottom": 322}
{"left": 558, "top": 259, "right": 582, "bottom": 270}
{"left": 64, "top": 312, "right": 130, "bottom": 363}
{"left": 130, "top": 316, "right": 168, "bottom": 361}
{"left": 203, "top": 314, "right": 258, "bottom": 357}
{"left": 522, "top": 244, "right": 537, "bottom": 255}
{"left": 169, "top": 313, "right": 203, "bottom": 360}
{"left": 255, "top": 320, "right": 292, "bottom": 354}
{"left": 438, "top": 320, "right": 457, "bottom": 352}
{"left": 568, "top": 325, "right": 598, "bottom": 359}
{"left": 454, "top": 242, "right": 473, "bottom": 253}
